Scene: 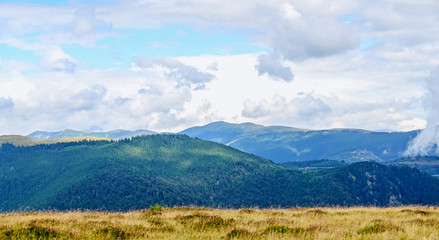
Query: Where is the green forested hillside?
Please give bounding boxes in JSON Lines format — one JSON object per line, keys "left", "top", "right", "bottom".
{"left": 1, "top": 135, "right": 438, "bottom": 212}
{"left": 387, "top": 156, "right": 439, "bottom": 178}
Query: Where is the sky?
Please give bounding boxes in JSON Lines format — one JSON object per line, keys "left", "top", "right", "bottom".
{"left": 0, "top": 0, "right": 439, "bottom": 135}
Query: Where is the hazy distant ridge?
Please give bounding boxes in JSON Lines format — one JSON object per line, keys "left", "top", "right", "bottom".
{"left": 27, "top": 129, "right": 156, "bottom": 139}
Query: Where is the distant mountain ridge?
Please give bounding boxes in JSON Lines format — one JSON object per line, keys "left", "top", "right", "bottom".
{"left": 25, "top": 121, "right": 425, "bottom": 163}
{"left": 0, "top": 135, "right": 112, "bottom": 147}
{"left": 27, "top": 129, "right": 156, "bottom": 139}
{"left": 180, "top": 121, "right": 421, "bottom": 163}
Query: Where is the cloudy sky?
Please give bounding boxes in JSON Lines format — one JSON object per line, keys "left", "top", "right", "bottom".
{"left": 0, "top": 0, "right": 438, "bottom": 135}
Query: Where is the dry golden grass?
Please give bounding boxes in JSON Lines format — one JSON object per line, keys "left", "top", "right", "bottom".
{"left": 1, "top": 206, "right": 439, "bottom": 239}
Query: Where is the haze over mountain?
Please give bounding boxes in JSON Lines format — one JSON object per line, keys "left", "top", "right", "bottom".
{"left": 1, "top": 134, "right": 438, "bottom": 212}
{"left": 27, "top": 129, "right": 156, "bottom": 140}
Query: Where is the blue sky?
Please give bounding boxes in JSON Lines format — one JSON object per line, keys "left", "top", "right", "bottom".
{"left": 62, "top": 26, "right": 265, "bottom": 70}
{"left": 0, "top": 0, "right": 438, "bottom": 145}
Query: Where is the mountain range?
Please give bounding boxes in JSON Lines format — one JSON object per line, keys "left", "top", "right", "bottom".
{"left": 27, "top": 129, "right": 155, "bottom": 140}
{"left": 1, "top": 134, "right": 438, "bottom": 212}
{"left": 26, "top": 121, "right": 421, "bottom": 163}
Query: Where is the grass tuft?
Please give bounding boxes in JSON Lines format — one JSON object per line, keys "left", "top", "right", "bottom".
{"left": 97, "top": 226, "right": 130, "bottom": 239}
{"left": 239, "top": 209, "right": 255, "bottom": 214}
{"left": 407, "top": 218, "right": 439, "bottom": 226}
{"left": 264, "top": 225, "right": 292, "bottom": 234}
{"left": 177, "top": 213, "right": 234, "bottom": 229}
{"left": 357, "top": 221, "right": 401, "bottom": 235}
{"left": 226, "top": 228, "right": 254, "bottom": 239}
{"left": 148, "top": 225, "right": 175, "bottom": 233}
{"left": 140, "top": 209, "right": 162, "bottom": 217}
{"left": 401, "top": 209, "right": 431, "bottom": 215}
{"left": 306, "top": 209, "right": 327, "bottom": 215}
{"left": 148, "top": 217, "right": 165, "bottom": 226}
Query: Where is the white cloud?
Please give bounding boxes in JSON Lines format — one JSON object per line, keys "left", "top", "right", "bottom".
{"left": 241, "top": 92, "right": 423, "bottom": 131}
{"left": 242, "top": 93, "right": 332, "bottom": 126}
{"left": 406, "top": 68, "right": 439, "bottom": 156}
{"left": 0, "top": 0, "right": 439, "bottom": 136}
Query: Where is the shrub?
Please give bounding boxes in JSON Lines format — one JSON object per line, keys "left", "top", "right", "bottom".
{"left": 149, "top": 203, "right": 163, "bottom": 211}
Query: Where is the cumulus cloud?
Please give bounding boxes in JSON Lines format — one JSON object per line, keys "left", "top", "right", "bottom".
{"left": 242, "top": 92, "right": 422, "bottom": 131}
{"left": 405, "top": 68, "right": 439, "bottom": 156}
{"left": 256, "top": 53, "right": 294, "bottom": 82}
{"left": 71, "top": 85, "right": 107, "bottom": 111}
{"left": 242, "top": 93, "right": 331, "bottom": 123}
{"left": 270, "top": 15, "right": 359, "bottom": 61}
{"left": 0, "top": 0, "right": 439, "bottom": 135}
{"left": 134, "top": 56, "right": 215, "bottom": 90}
{"left": 0, "top": 65, "right": 208, "bottom": 134}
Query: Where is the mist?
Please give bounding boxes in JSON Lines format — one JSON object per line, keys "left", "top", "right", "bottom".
{"left": 405, "top": 69, "right": 439, "bottom": 156}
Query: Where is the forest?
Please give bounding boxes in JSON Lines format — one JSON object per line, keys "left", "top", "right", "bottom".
{"left": 1, "top": 134, "right": 438, "bottom": 212}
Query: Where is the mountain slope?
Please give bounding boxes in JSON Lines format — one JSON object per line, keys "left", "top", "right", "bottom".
{"left": 323, "top": 162, "right": 439, "bottom": 205}
{"left": 387, "top": 156, "right": 439, "bottom": 178}
{"left": 27, "top": 129, "right": 155, "bottom": 139}
{"left": 1, "top": 135, "right": 438, "bottom": 211}
{"left": 180, "top": 121, "right": 419, "bottom": 163}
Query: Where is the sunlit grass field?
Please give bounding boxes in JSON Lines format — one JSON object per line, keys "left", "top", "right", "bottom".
{"left": 1, "top": 206, "right": 439, "bottom": 239}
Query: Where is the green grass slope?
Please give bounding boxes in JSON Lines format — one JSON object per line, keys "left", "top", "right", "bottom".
{"left": 180, "top": 121, "right": 420, "bottom": 163}
{"left": 1, "top": 135, "right": 438, "bottom": 212}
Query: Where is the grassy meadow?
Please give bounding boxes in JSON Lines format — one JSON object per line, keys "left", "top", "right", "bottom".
{"left": 1, "top": 206, "right": 439, "bottom": 239}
